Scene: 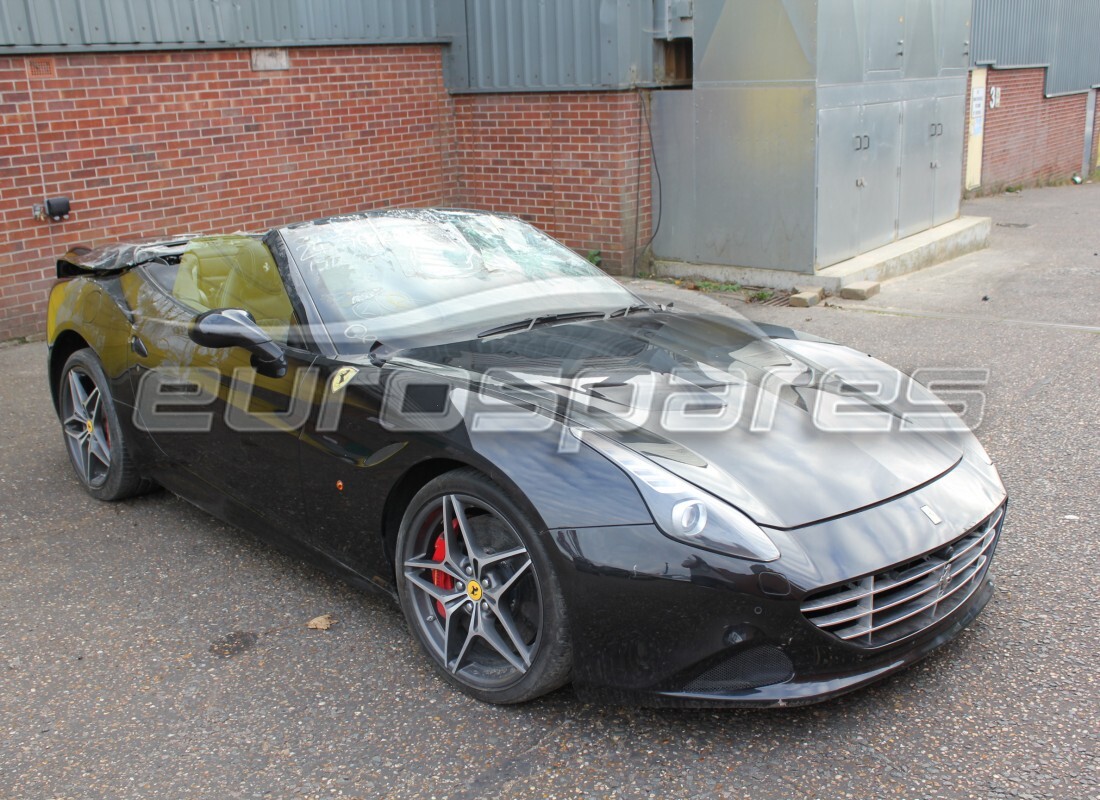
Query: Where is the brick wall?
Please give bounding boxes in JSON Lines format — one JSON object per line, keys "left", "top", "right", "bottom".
{"left": 967, "top": 67, "right": 1088, "bottom": 193}
{"left": 0, "top": 47, "right": 654, "bottom": 340}
{"left": 451, "top": 92, "right": 652, "bottom": 276}
{"left": 0, "top": 46, "right": 452, "bottom": 341}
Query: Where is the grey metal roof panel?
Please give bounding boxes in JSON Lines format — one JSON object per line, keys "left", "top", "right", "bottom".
{"left": 972, "top": 0, "right": 1100, "bottom": 95}
{"left": 0, "top": 0, "right": 439, "bottom": 49}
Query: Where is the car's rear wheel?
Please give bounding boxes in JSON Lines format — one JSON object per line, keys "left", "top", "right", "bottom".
{"left": 396, "top": 468, "right": 571, "bottom": 703}
{"left": 59, "top": 349, "right": 153, "bottom": 501}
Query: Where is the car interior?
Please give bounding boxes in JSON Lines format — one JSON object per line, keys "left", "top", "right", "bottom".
{"left": 167, "top": 236, "right": 295, "bottom": 341}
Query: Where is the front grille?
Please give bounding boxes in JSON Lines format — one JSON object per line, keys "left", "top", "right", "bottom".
{"left": 682, "top": 645, "right": 794, "bottom": 693}
{"left": 801, "top": 504, "right": 1004, "bottom": 648}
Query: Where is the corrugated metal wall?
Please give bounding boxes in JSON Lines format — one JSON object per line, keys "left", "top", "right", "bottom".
{"left": 0, "top": 0, "right": 440, "bottom": 50}
{"left": 441, "top": 0, "right": 657, "bottom": 92}
{"left": 7, "top": 0, "right": 1100, "bottom": 97}
{"left": 972, "top": 0, "right": 1100, "bottom": 95}
{"left": 0, "top": 0, "right": 662, "bottom": 90}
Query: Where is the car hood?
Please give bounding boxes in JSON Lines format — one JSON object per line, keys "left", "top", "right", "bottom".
{"left": 387, "top": 311, "right": 972, "bottom": 529}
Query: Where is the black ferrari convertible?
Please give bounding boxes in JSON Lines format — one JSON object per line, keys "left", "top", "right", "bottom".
{"left": 46, "top": 209, "right": 1007, "bottom": 706}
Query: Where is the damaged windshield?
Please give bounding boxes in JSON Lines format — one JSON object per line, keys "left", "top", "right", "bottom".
{"left": 279, "top": 209, "right": 639, "bottom": 349}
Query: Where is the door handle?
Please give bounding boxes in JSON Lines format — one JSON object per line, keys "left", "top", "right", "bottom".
{"left": 854, "top": 135, "right": 863, "bottom": 151}
{"left": 862, "top": 135, "right": 870, "bottom": 149}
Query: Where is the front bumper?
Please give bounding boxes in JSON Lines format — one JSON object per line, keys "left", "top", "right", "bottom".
{"left": 546, "top": 458, "right": 1007, "bottom": 708}
{"left": 648, "top": 577, "right": 994, "bottom": 708}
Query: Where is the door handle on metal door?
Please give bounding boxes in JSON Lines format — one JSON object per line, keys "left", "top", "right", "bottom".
{"left": 862, "top": 135, "right": 870, "bottom": 149}
{"left": 854, "top": 135, "right": 863, "bottom": 151}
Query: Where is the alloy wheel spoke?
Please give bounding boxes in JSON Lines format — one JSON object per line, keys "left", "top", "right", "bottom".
{"left": 86, "top": 387, "right": 101, "bottom": 421}
{"left": 480, "top": 545, "right": 527, "bottom": 569}
{"left": 405, "top": 570, "right": 465, "bottom": 607}
{"left": 443, "top": 494, "right": 480, "bottom": 572}
{"left": 479, "top": 608, "right": 529, "bottom": 672}
{"left": 63, "top": 418, "right": 87, "bottom": 441}
{"left": 82, "top": 439, "right": 95, "bottom": 483}
{"left": 89, "top": 427, "right": 111, "bottom": 468}
{"left": 67, "top": 370, "right": 89, "bottom": 412}
{"left": 405, "top": 556, "right": 465, "bottom": 585}
{"left": 445, "top": 602, "right": 476, "bottom": 673}
{"left": 488, "top": 558, "right": 532, "bottom": 601}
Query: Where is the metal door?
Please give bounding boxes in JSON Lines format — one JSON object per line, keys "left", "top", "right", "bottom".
{"left": 932, "top": 95, "right": 966, "bottom": 226}
{"left": 865, "top": 0, "right": 907, "bottom": 74}
{"left": 898, "top": 97, "right": 937, "bottom": 239}
{"left": 815, "top": 105, "right": 862, "bottom": 268}
{"left": 858, "top": 101, "right": 903, "bottom": 251}
{"left": 936, "top": 0, "right": 973, "bottom": 75}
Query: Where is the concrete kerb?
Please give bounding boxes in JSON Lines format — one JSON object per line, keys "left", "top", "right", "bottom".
{"left": 651, "top": 216, "right": 992, "bottom": 295}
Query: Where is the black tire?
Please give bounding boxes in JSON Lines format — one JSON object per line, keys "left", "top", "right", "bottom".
{"left": 58, "top": 349, "right": 155, "bottom": 501}
{"left": 395, "top": 468, "right": 572, "bottom": 704}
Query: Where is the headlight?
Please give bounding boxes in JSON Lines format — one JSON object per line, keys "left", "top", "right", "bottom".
{"left": 572, "top": 429, "right": 780, "bottom": 562}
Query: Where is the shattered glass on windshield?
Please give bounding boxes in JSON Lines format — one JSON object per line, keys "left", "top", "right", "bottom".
{"left": 279, "top": 209, "right": 637, "bottom": 349}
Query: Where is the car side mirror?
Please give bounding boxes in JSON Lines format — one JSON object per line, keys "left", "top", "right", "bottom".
{"left": 189, "top": 308, "right": 288, "bottom": 378}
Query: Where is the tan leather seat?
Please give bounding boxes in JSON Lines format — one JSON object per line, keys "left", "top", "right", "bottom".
{"left": 216, "top": 239, "right": 294, "bottom": 339}
{"left": 171, "top": 252, "right": 206, "bottom": 310}
{"left": 172, "top": 241, "right": 237, "bottom": 311}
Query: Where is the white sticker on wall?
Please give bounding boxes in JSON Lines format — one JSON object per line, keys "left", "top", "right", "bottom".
{"left": 970, "top": 85, "right": 985, "bottom": 136}
{"left": 251, "top": 49, "right": 290, "bottom": 71}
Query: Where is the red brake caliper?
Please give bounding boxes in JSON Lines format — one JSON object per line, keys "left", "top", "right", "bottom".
{"left": 430, "top": 533, "right": 455, "bottom": 619}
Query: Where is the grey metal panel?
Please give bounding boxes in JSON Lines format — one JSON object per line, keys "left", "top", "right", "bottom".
{"left": 903, "top": 0, "right": 939, "bottom": 80}
{"left": 817, "top": 0, "right": 864, "bottom": 86}
{"left": 694, "top": 0, "right": 817, "bottom": 85}
{"left": 0, "top": 0, "right": 439, "bottom": 48}
{"left": 449, "top": 0, "right": 650, "bottom": 92}
{"left": 971, "top": 0, "right": 1053, "bottom": 69}
{"left": 858, "top": 101, "right": 902, "bottom": 250}
{"left": 649, "top": 89, "right": 698, "bottom": 265}
{"left": 971, "top": 0, "right": 1100, "bottom": 96}
{"left": 897, "top": 97, "right": 937, "bottom": 239}
{"left": 931, "top": 94, "right": 965, "bottom": 225}
{"left": 817, "top": 0, "right": 971, "bottom": 86}
{"left": 935, "top": 0, "right": 972, "bottom": 76}
{"left": 818, "top": 76, "right": 966, "bottom": 108}
{"left": 815, "top": 105, "right": 862, "bottom": 268}
{"left": 435, "top": 0, "right": 469, "bottom": 88}
{"left": 865, "top": 0, "right": 907, "bottom": 74}
{"left": 1046, "top": 0, "right": 1100, "bottom": 95}
{"left": 691, "top": 85, "right": 817, "bottom": 272}
{"left": 656, "top": 0, "right": 694, "bottom": 39}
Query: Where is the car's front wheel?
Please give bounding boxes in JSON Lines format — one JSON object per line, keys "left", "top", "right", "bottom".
{"left": 58, "top": 349, "right": 153, "bottom": 501}
{"left": 396, "top": 468, "right": 572, "bottom": 703}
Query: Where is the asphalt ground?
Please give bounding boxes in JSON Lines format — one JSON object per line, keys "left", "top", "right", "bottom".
{"left": 2, "top": 184, "right": 1098, "bottom": 799}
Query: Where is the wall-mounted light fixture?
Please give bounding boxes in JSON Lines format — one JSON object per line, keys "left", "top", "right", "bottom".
{"left": 33, "top": 196, "right": 71, "bottom": 221}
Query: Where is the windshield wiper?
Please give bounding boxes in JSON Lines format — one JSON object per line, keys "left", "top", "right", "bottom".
{"left": 607, "top": 303, "right": 656, "bottom": 318}
{"left": 478, "top": 311, "right": 607, "bottom": 338}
